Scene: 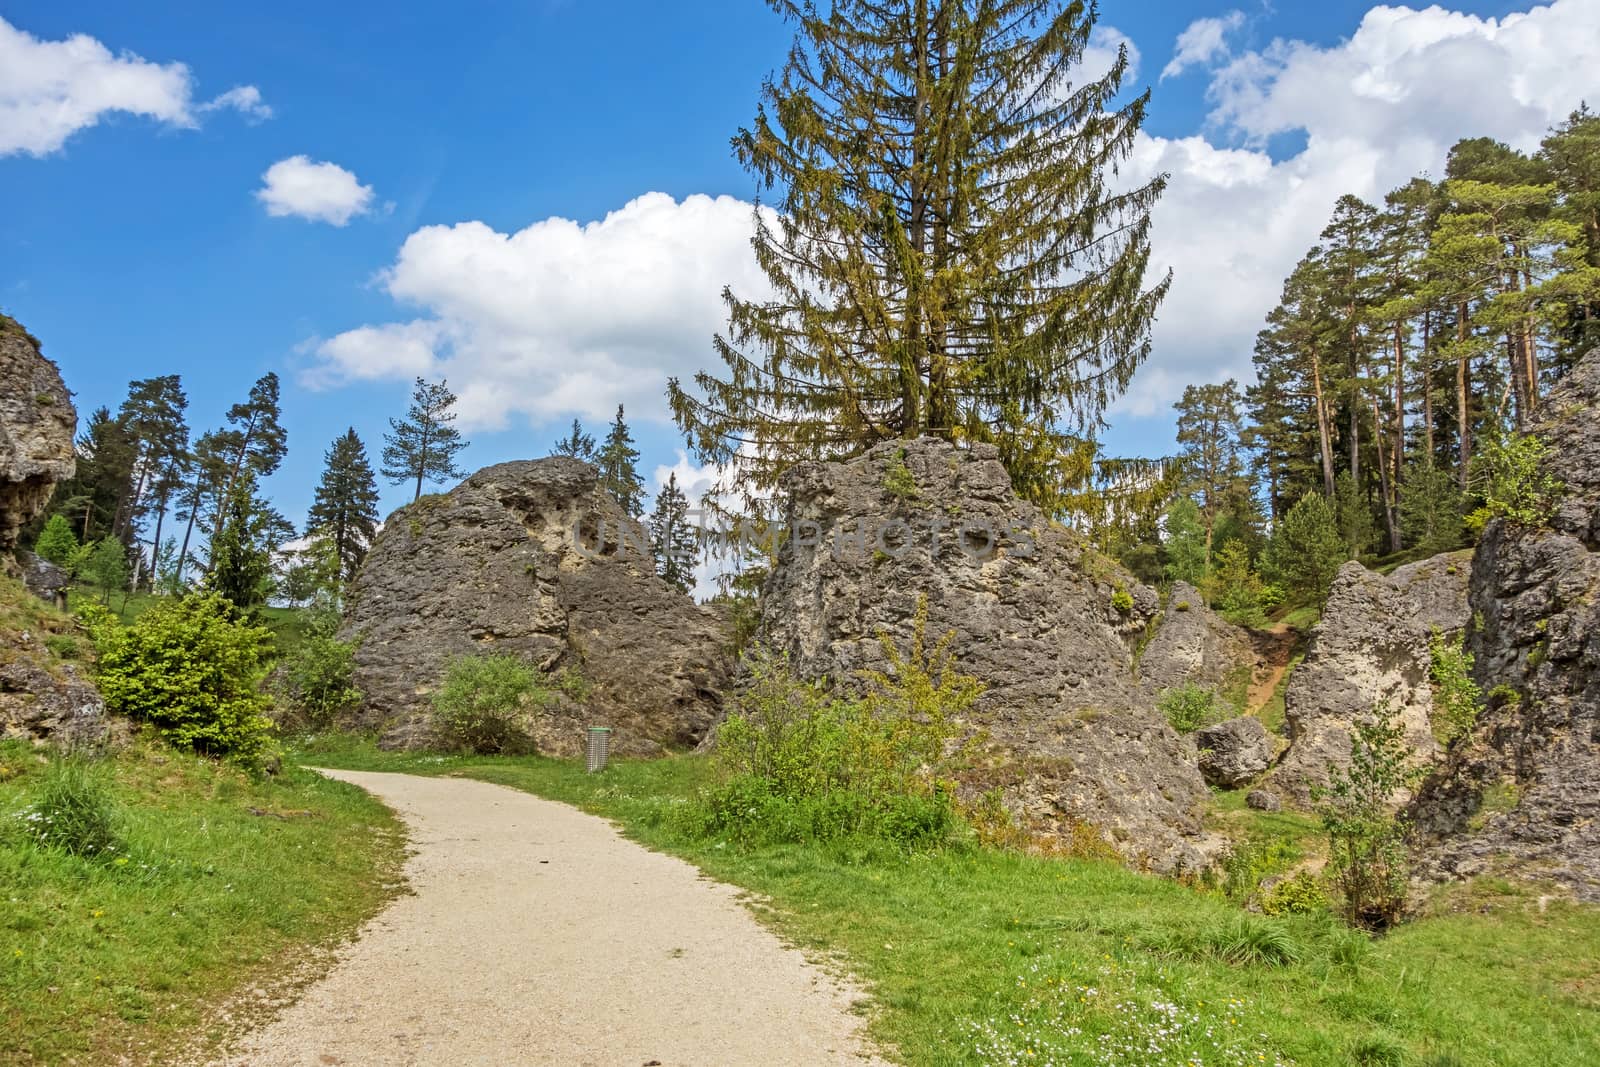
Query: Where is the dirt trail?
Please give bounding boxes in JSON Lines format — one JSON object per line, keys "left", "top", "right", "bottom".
{"left": 1244, "top": 623, "right": 1302, "bottom": 717}
{"left": 218, "top": 769, "right": 884, "bottom": 1067}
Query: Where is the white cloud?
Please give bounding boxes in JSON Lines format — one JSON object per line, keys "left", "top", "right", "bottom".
{"left": 256, "top": 155, "right": 376, "bottom": 225}
{"left": 0, "top": 15, "right": 267, "bottom": 157}
{"left": 1081, "top": 24, "right": 1141, "bottom": 86}
{"left": 305, "top": 192, "right": 773, "bottom": 428}
{"left": 1161, "top": 11, "right": 1246, "bottom": 80}
{"left": 1115, "top": 0, "right": 1600, "bottom": 417}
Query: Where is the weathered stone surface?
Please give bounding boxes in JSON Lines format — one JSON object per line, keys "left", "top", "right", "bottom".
{"left": 20, "top": 551, "right": 69, "bottom": 609}
{"left": 759, "top": 436, "right": 1220, "bottom": 873}
{"left": 1245, "top": 790, "right": 1281, "bottom": 813}
{"left": 0, "top": 576, "right": 115, "bottom": 749}
{"left": 1137, "top": 582, "right": 1254, "bottom": 697}
{"left": 1196, "top": 716, "right": 1272, "bottom": 788}
{"left": 1265, "top": 551, "right": 1471, "bottom": 807}
{"left": 342, "top": 459, "right": 732, "bottom": 757}
{"left": 0, "top": 317, "right": 76, "bottom": 560}
{"left": 1411, "top": 350, "right": 1600, "bottom": 901}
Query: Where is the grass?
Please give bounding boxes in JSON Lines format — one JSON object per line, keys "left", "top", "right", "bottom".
{"left": 296, "top": 735, "right": 1600, "bottom": 1067}
{"left": 0, "top": 740, "right": 405, "bottom": 1064}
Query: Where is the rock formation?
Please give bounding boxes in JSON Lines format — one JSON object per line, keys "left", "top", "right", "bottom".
{"left": 1195, "top": 716, "right": 1272, "bottom": 788}
{"left": 758, "top": 436, "right": 1221, "bottom": 873}
{"left": 0, "top": 315, "right": 76, "bottom": 561}
{"left": 1136, "top": 580, "right": 1254, "bottom": 698}
{"left": 342, "top": 459, "right": 732, "bottom": 756}
{"left": 1265, "top": 552, "right": 1471, "bottom": 806}
{"left": 0, "top": 574, "right": 114, "bottom": 749}
{"left": 1411, "top": 351, "right": 1600, "bottom": 901}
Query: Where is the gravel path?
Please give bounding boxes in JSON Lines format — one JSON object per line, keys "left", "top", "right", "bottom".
{"left": 220, "top": 769, "right": 884, "bottom": 1066}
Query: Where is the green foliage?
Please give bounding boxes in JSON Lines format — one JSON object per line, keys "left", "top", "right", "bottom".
{"left": 700, "top": 606, "right": 981, "bottom": 849}
{"left": 33, "top": 514, "right": 79, "bottom": 568}
{"left": 430, "top": 653, "right": 551, "bottom": 754}
{"left": 80, "top": 538, "right": 129, "bottom": 604}
{"left": 306, "top": 427, "right": 380, "bottom": 583}
{"left": 1109, "top": 587, "right": 1134, "bottom": 614}
{"left": 1161, "top": 495, "right": 1208, "bottom": 586}
{"left": 1205, "top": 539, "right": 1269, "bottom": 627}
{"left": 1467, "top": 429, "right": 1566, "bottom": 533}
{"left": 552, "top": 666, "right": 592, "bottom": 703}
{"left": 1157, "top": 683, "right": 1226, "bottom": 734}
{"left": 87, "top": 592, "right": 275, "bottom": 764}
{"left": 1315, "top": 703, "right": 1419, "bottom": 929}
{"left": 550, "top": 417, "right": 596, "bottom": 460}
{"left": 1400, "top": 460, "right": 1466, "bottom": 555}
{"left": 204, "top": 472, "right": 276, "bottom": 610}
{"left": 597, "top": 404, "right": 646, "bottom": 516}
{"left": 381, "top": 376, "right": 469, "bottom": 502}
{"left": 648, "top": 471, "right": 698, "bottom": 594}
{"left": 1428, "top": 628, "right": 1484, "bottom": 745}
{"left": 273, "top": 606, "right": 362, "bottom": 730}
{"left": 882, "top": 448, "right": 919, "bottom": 502}
{"left": 1334, "top": 470, "right": 1378, "bottom": 558}
{"left": 1260, "top": 871, "right": 1330, "bottom": 917}
{"left": 15, "top": 758, "right": 122, "bottom": 859}
{"left": 1263, "top": 491, "right": 1347, "bottom": 605}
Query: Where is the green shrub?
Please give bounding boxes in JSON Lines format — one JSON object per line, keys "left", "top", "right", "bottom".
{"left": 86, "top": 593, "right": 276, "bottom": 765}
{"left": 33, "top": 514, "right": 79, "bottom": 569}
{"left": 1110, "top": 587, "right": 1134, "bottom": 614}
{"left": 1218, "top": 836, "right": 1300, "bottom": 903}
{"left": 17, "top": 758, "right": 122, "bottom": 858}
{"left": 1315, "top": 703, "right": 1420, "bottom": 929}
{"left": 881, "top": 448, "right": 919, "bottom": 501}
{"left": 274, "top": 607, "right": 362, "bottom": 730}
{"left": 1260, "top": 870, "right": 1329, "bottom": 916}
{"left": 431, "top": 653, "right": 551, "bottom": 754}
{"left": 1467, "top": 429, "right": 1564, "bottom": 533}
{"left": 552, "top": 666, "right": 593, "bottom": 703}
{"left": 1428, "top": 628, "right": 1483, "bottom": 745}
{"left": 1263, "top": 491, "right": 1347, "bottom": 606}
{"left": 701, "top": 602, "right": 981, "bottom": 848}
{"left": 1158, "top": 683, "right": 1224, "bottom": 734}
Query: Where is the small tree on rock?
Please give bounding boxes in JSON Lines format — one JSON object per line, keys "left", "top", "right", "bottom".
{"left": 597, "top": 405, "right": 645, "bottom": 517}
{"left": 382, "top": 377, "right": 469, "bottom": 502}
{"left": 648, "top": 472, "right": 698, "bottom": 594}
{"left": 550, "top": 418, "right": 596, "bottom": 461}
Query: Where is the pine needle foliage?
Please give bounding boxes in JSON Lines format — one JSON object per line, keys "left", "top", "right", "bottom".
{"left": 669, "top": 0, "right": 1169, "bottom": 511}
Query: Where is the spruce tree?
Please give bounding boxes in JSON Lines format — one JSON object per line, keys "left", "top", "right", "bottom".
{"left": 668, "top": 0, "right": 1169, "bottom": 510}
{"left": 174, "top": 431, "right": 230, "bottom": 588}
{"left": 307, "top": 428, "right": 381, "bottom": 583}
{"left": 205, "top": 472, "right": 276, "bottom": 610}
{"left": 1263, "top": 491, "right": 1347, "bottom": 605}
{"left": 551, "top": 419, "right": 596, "bottom": 460}
{"left": 597, "top": 405, "right": 645, "bottom": 516}
{"left": 648, "top": 473, "right": 698, "bottom": 594}
{"left": 34, "top": 514, "right": 79, "bottom": 569}
{"left": 51, "top": 407, "right": 136, "bottom": 542}
{"left": 382, "top": 377, "right": 469, "bottom": 502}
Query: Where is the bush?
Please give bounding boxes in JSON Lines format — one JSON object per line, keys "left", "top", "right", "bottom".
{"left": 1110, "top": 587, "right": 1134, "bottom": 614}
{"left": 1467, "top": 428, "right": 1564, "bottom": 533}
{"left": 1205, "top": 539, "right": 1268, "bottom": 628}
{"left": 1315, "top": 703, "right": 1419, "bottom": 929}
{"left": 1260, "top": 870, "right": 1330, "bottom": 916}
{"left": 33, "top": 514, "right": 79, "bottom": 569}
{"left": 87, "top": 593, "right": 276, "bottom": 765}
{"left": 431, "top": 653, "right": 551, "bottom": 754}
{"left": 700, "top": 603, "right": 981, "bottom": 848}
{"left": 1428, "top": 628, "right": 1483, "bottom": 745}
{"left": 16, "top": 758, "right": 122, "bottom": 858}
{"left": 274, "top": 607, "right": 362, "bottom": 730}
{"left": 1158, "top": 683, "right": 1225, "bottom": 734}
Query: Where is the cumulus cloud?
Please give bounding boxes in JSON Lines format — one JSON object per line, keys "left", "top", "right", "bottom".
{"left": 1162, "top": 11, "right": 1246, "bottom": 80}
{"left": 256, "top": 155, "right": 376, "bottom": 225}
{"left": 305, "top": 192, "right": 773, "bottom": 428}
{"left": 0, "top": 15, "right": 267, "bottom": 156}
{"left": 1114, "top": 0, "right": 1600, "bottom": 416}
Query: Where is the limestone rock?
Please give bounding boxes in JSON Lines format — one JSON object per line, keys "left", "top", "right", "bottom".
{"left": 1266, "top": 552, "right": 1471, "bottom": 807}
{"left": 1195, "top": 716, "right": 1272, "bottom": 788}
{"left": 341, "top": 459, "right": 732, "bottom": 756}
{"left": 1137, "top": 582, "right": 1254, "bottom": 697}
{"left": 1245, "top": 790, "right": 1281, "bottom": 813}
{"left": 759, "top": 436, "right": 1220, "bottom": 873}
{"left": 1411, "top": 350, "right": 1600, "bottom": 901}
{"left": 0, "top": 317, "right": 76, "bottom": 558}
{"left": 20, "top": 551, "right": 69, "bottom": 609}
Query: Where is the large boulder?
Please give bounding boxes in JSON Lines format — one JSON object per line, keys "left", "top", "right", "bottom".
{"left": 759, "top": 436, "right": 1220, "bottom": 873}
{"left": 1136, "top": 581, "right": 1254, "bottom": 697}
{"left": 1196, "top": 716, "right": 1272, "bottom": 788}
{"left": 342, "top": 459, "right": 732, "bottom": 756}
{"left": 0, "top": 316, "right": 76, "bottom": 559}
{"left": 0, "top": 575, "right": 115, "bottom": 749}
{"left": 1411, "top": 351, "right": 1600, "bottom": 901}
{"left": 1265, "top": 552, "right": 1471, "bottom": 807}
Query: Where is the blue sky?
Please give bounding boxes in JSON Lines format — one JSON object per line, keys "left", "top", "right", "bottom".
{"left": 0, "top": 0, "right": 1586, "bottom": 531}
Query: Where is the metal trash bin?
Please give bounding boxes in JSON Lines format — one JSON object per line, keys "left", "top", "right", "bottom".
{"left": 585, "top": 727, "right": 613, "bottom": 773}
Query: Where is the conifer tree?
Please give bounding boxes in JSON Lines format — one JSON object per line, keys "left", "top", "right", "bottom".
{"left": 597, "top": 405, "right": 645, "bottom": 517}
{"left": 648, "top": 473, "right": 698, "bottom": 594}
{"left": 382, "top": 377, "right": 469, "bottom": 502}
{"left": 307, "top": 429, "right": 381, "bottom": 583}
{"left": 1173, "top": 381, "right": 1245, "bottom": 566}
{"left": 208, "top": 373, "right": 288, "bottom": 550}
{"left": 206, "top": 472, "right": 277, "bottom": 610}
{"left": 1263, "top": 491, "right": 1347, "bottom": 605}
{"left": 174, "top": 431, "right": 230, "bottom": 588}
{"left": 551, "top": 418, "right": 596, "bottom": 461}
{"left": 50, "top": 407, "right": 137, "bottom": 542}
{"left": 668, "top": 0, "right": 1169, "bottom": 511}
{"left": 34, "top": 514, "right": 79, "bottom": 569}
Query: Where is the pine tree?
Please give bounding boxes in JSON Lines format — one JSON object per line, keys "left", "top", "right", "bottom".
{"left": 648, "top": 473, "right": 698, "bottom": 594}
{"left": 1263, "top": 491, "right": 1347, "bottom": 605}
{"left": 307, "top": 429, "right": 381, "bottom": 583}
{"left": 50, "top": 406, "right": 136, "bottom": 542}
{"left": 551, "top": 418, "right": 596, "bottom": 461}
{"left": 207, "top": 373, "right": 288, "bottom": 551}
{"left": 668, "top": 0, "right": 1169, "bottom": 511}
{"left": 1173, "top": 381, "right": 1245, "bottom": 566}
{"left": 597, "top": 405, "right": 645, "bottom": 517}
{"left": 382, "top": 377, "right": 469, "bottom": 502}
{"left": 174, "top": 431, "right": 231, "bottom": 588}
{"left": 34, "top": 514, "right": 79, "bottom": 569}
{"left": 113, "top": 375, "right": 191, "bottom": 588}
{"left": 205, "top": 472, "right": 276, "bottom": 610}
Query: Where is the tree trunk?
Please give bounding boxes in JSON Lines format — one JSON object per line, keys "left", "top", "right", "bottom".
{"left": 1372, "top": 398, "right": 1402, "bottom": 553}
{"left": 1422, "top": 311, "right": 1434, "bottom": 462}
{"left": 211, "top": 413, "right": 259, "bottom": 549}
{"left": 1311, "top": 353, "right": 1336, "bottom": 498}
{"left": 1457, "top": 302, "right": 1472, "bottom": 492}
